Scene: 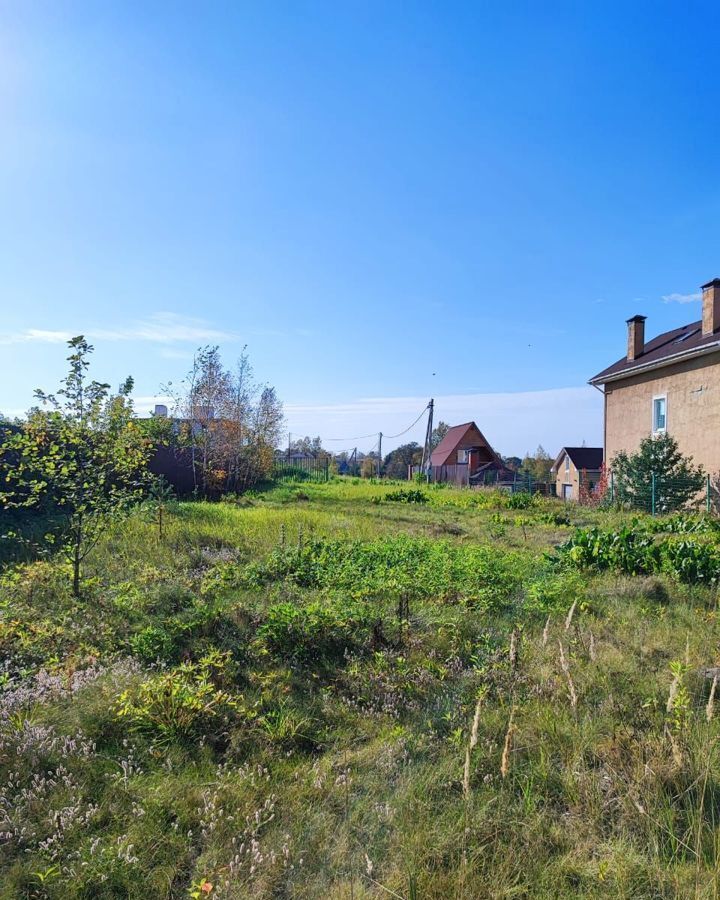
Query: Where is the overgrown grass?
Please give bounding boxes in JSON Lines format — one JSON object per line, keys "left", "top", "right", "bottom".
{"left": 1, "top": 479, "right": 720, "bottom": 897}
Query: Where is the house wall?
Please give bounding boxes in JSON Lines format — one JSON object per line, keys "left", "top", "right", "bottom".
{"left": 604, "top": 350, "right": 720, "bottom": 474}
{"left": 554, "top": 458, "right": 602, "bottom": 500}
{"left": 554, "top": 455, "right": 577, "bottom": 499}
{"left": 452, "top": 429, "right": 494, "bottom": 464}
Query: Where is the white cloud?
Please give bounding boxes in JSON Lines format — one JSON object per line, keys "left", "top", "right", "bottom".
{"left": 133, "top": 395, "right": 174, "bottom": 415}
{"left": 0, "top": 328, "right": 75, "bottom": 345}
{"left": 662, "top": 292, "right": 701, "bottom": 304}
{"left": 285, "top": 386, "right": 603, "bottom": 457}
{"left": 0, "top": 313, "right": 240, "bottom": 346}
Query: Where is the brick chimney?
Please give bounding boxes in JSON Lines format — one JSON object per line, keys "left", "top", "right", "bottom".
{"left": 626, "top": 315, "right": 646, "bottom": 361}
{"left": 702, "top": 279, "right": 720, "bottom": 336}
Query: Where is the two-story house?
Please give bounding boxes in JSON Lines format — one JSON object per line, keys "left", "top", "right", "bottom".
{"left": 590, "top": 278, "right": 720, "bottom": 474}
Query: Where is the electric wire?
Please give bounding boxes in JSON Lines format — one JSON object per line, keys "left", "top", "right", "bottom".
{"left": 383, "top": 404, "right": 431, "bottom": 440}
{"left": 316, "top": 403, "right": 430, "bottom": 446}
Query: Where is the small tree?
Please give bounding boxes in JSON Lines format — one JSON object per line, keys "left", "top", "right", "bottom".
{"left": 612, "top": 433, "right": 704, "bottom": 513}
{"left": 0, "top": 337, "right": 151, "bottom": 595}
{"left": 430, "top": 421, "right": 450, "bottom": 452}
{"left": 165, "top": 346, "right": 283, "bottom": 495}
{"left": 521, "top": 445, "right": 553, "bottom": 482}
{"left": 383, "top": 442, "right": 422, "bottom": 480}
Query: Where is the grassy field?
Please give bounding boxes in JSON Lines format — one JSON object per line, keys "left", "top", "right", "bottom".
{"left": 2, "top": 479, "right": 720, "bottom": 898}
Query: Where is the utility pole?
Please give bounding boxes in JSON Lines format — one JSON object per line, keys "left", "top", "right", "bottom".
{"left": 420, "top": 399, "right": 434, "bottom": 480}
{"left": 377, "top": 432, "right": 382, "bottom": 478}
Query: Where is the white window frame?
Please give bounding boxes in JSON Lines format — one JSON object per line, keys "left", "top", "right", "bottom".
{"left": 652, "top": 393, "right": 667, "bottom": 435}
{"left": 564, "top": 453, "right": 570, "bottom": 473}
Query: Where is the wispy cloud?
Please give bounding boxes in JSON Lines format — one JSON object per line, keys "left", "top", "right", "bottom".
{"left": 0, "top": 329, "right": 75, "bottom": 345}
{"left": 662, "top": 291, "right": 701, "bottom": 304}
{"left": 0, "top": 313, "right": 240, "bottom": 346}
{"left": 133, "top": 395, "right": 174, "bottom": 415}
{"left": 285, "top": 386, "right": 603, "bottom": 456}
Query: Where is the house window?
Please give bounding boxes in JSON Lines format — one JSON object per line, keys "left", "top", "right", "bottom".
{"left": 652, "top": 395, "right": 667, "bottom": 433}
{"left": 564, "top": 454, "right": 570, "bottom": 473}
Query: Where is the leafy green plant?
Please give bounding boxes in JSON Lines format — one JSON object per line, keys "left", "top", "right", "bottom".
{"left": 236, "top": 535, "right": 525, "bottom": 610}
{"left": 381, "top": 489, "right": 429, "bottom": 504}
{"left": 556, "top": 525, "right": 720, "bottom": 584}
{"left": 116, "top": 650, "right": 244, "bottom": 744}
{"left": 525, "top": 570, "right": 585, "bottom": 614}
{"left": 257, "top": 598, "right": 373, "bottom": 662}
{"left": 539, "top": 510, "right": 571, "bottom": 526}
{"left": 506, "top": 491, "right": 534, "bottom": 510}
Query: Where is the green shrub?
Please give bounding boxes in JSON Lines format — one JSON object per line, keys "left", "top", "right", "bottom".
{"left": 382, "top": 489, "right": 429, "bottom": 504}
{"left": 235, "top": 535, "right": 526, "bottom": 609}
{"left": 257, "top": 598, "right": 373, "bottom": 662}
{"left": 506, "top": 491, "right": 534, "bottom": 510}
{"left": 116, "top": 650, "right": 245, "bottom": 744}
{"left": 525, "top": 570, "right": 585, "bottom": 614}
{"left": 129, "top": 625, "right": 175, "bottom": 661}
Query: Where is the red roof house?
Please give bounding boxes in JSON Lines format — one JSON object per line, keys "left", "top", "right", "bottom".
{"left": 429, "top": 422, "right": 510, "bottom": 484}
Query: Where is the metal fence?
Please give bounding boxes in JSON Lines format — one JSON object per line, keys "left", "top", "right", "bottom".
{"left": 409, "top": 464, "right": 553, "bottom": 494}
{"left": 604, "top": 472, "right": 713, "bottom": 515}
{"left": 272, "top": 458, "right": 329, "bottom": 483}
{"left": 474, "top": 469, "right": 553, "bottom": 494}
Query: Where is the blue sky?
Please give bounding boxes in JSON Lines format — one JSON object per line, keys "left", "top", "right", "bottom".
{"left": 1, "top": 2, "right": 719, "bottom": 456}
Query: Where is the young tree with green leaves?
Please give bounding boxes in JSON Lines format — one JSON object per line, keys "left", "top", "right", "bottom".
{"left": 612, "top": 432, "right": 704, "bottom": 512}
{"left": 0, "top": 336, "right": 151, "bottom": 596}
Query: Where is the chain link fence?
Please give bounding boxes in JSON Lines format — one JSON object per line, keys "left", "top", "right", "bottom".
{"left": 587, "top": 471, "right": 715, "bottom": 515}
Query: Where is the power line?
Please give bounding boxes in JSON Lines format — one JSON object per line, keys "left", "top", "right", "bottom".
{"left": 323, "top": 432, "right": 378, "bottom": 442}
{"left": 290, "top": 401, "right": 432, "bottom": 453}
{"left": 383, "top": 403, "right": 431, "bottom": 440}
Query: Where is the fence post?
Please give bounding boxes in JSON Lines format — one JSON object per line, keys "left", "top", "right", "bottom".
{"left": 707, "top": 474, "right": 711, "bottom": 514}
{"left": 651, "top": 472, "right": 656, "bottom": 516}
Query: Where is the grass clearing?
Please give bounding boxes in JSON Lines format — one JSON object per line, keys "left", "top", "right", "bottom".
{"left": 2, "top": 478, "right": 720, "bottom": 897}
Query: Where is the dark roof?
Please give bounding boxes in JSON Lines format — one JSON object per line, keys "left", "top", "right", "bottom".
{"left": 430, "top": 421, "right": 502, "bottom": 467}
{"left": 555, "top": 447, "right": 603, "bottom": 471}
{"left": 590, "top": 319, "right": 720, "bottom": 384}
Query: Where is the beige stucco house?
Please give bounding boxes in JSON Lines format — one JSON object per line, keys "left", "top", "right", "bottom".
{"left": 551, "top": 447, "right": 603, "bottom": 501}
{"left": 590, "top": 278, "right": 720, "bottom": 474}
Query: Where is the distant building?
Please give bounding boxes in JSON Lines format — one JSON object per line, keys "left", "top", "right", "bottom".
{"left": 426, "top": 421, "right": 513, "bottom": 486}
{"left": 551, "top": 447, "right": 603, "bottom": 501}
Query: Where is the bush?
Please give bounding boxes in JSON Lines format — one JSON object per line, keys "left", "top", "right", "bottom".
{"left": 257, "top": 598, "right": 373, "bottom": 662}
{"left": 116, "top": 651, "right": 244, "bottom": 744}
{"left": 381, "top": 489, "right": 429, "bottom": 504}
{"left": 506, "top": 491, "right": 534, "bottom": 509}
{"left": 612, "top": 433, "right": 705, "bottom": 512}
{"left": 231, "top": 535, "right": 527, "bottom": 609}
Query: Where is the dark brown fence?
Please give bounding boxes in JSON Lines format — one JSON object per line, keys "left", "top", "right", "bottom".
{"left": 148, "top": 446, "right": 197, "bottom": 495}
